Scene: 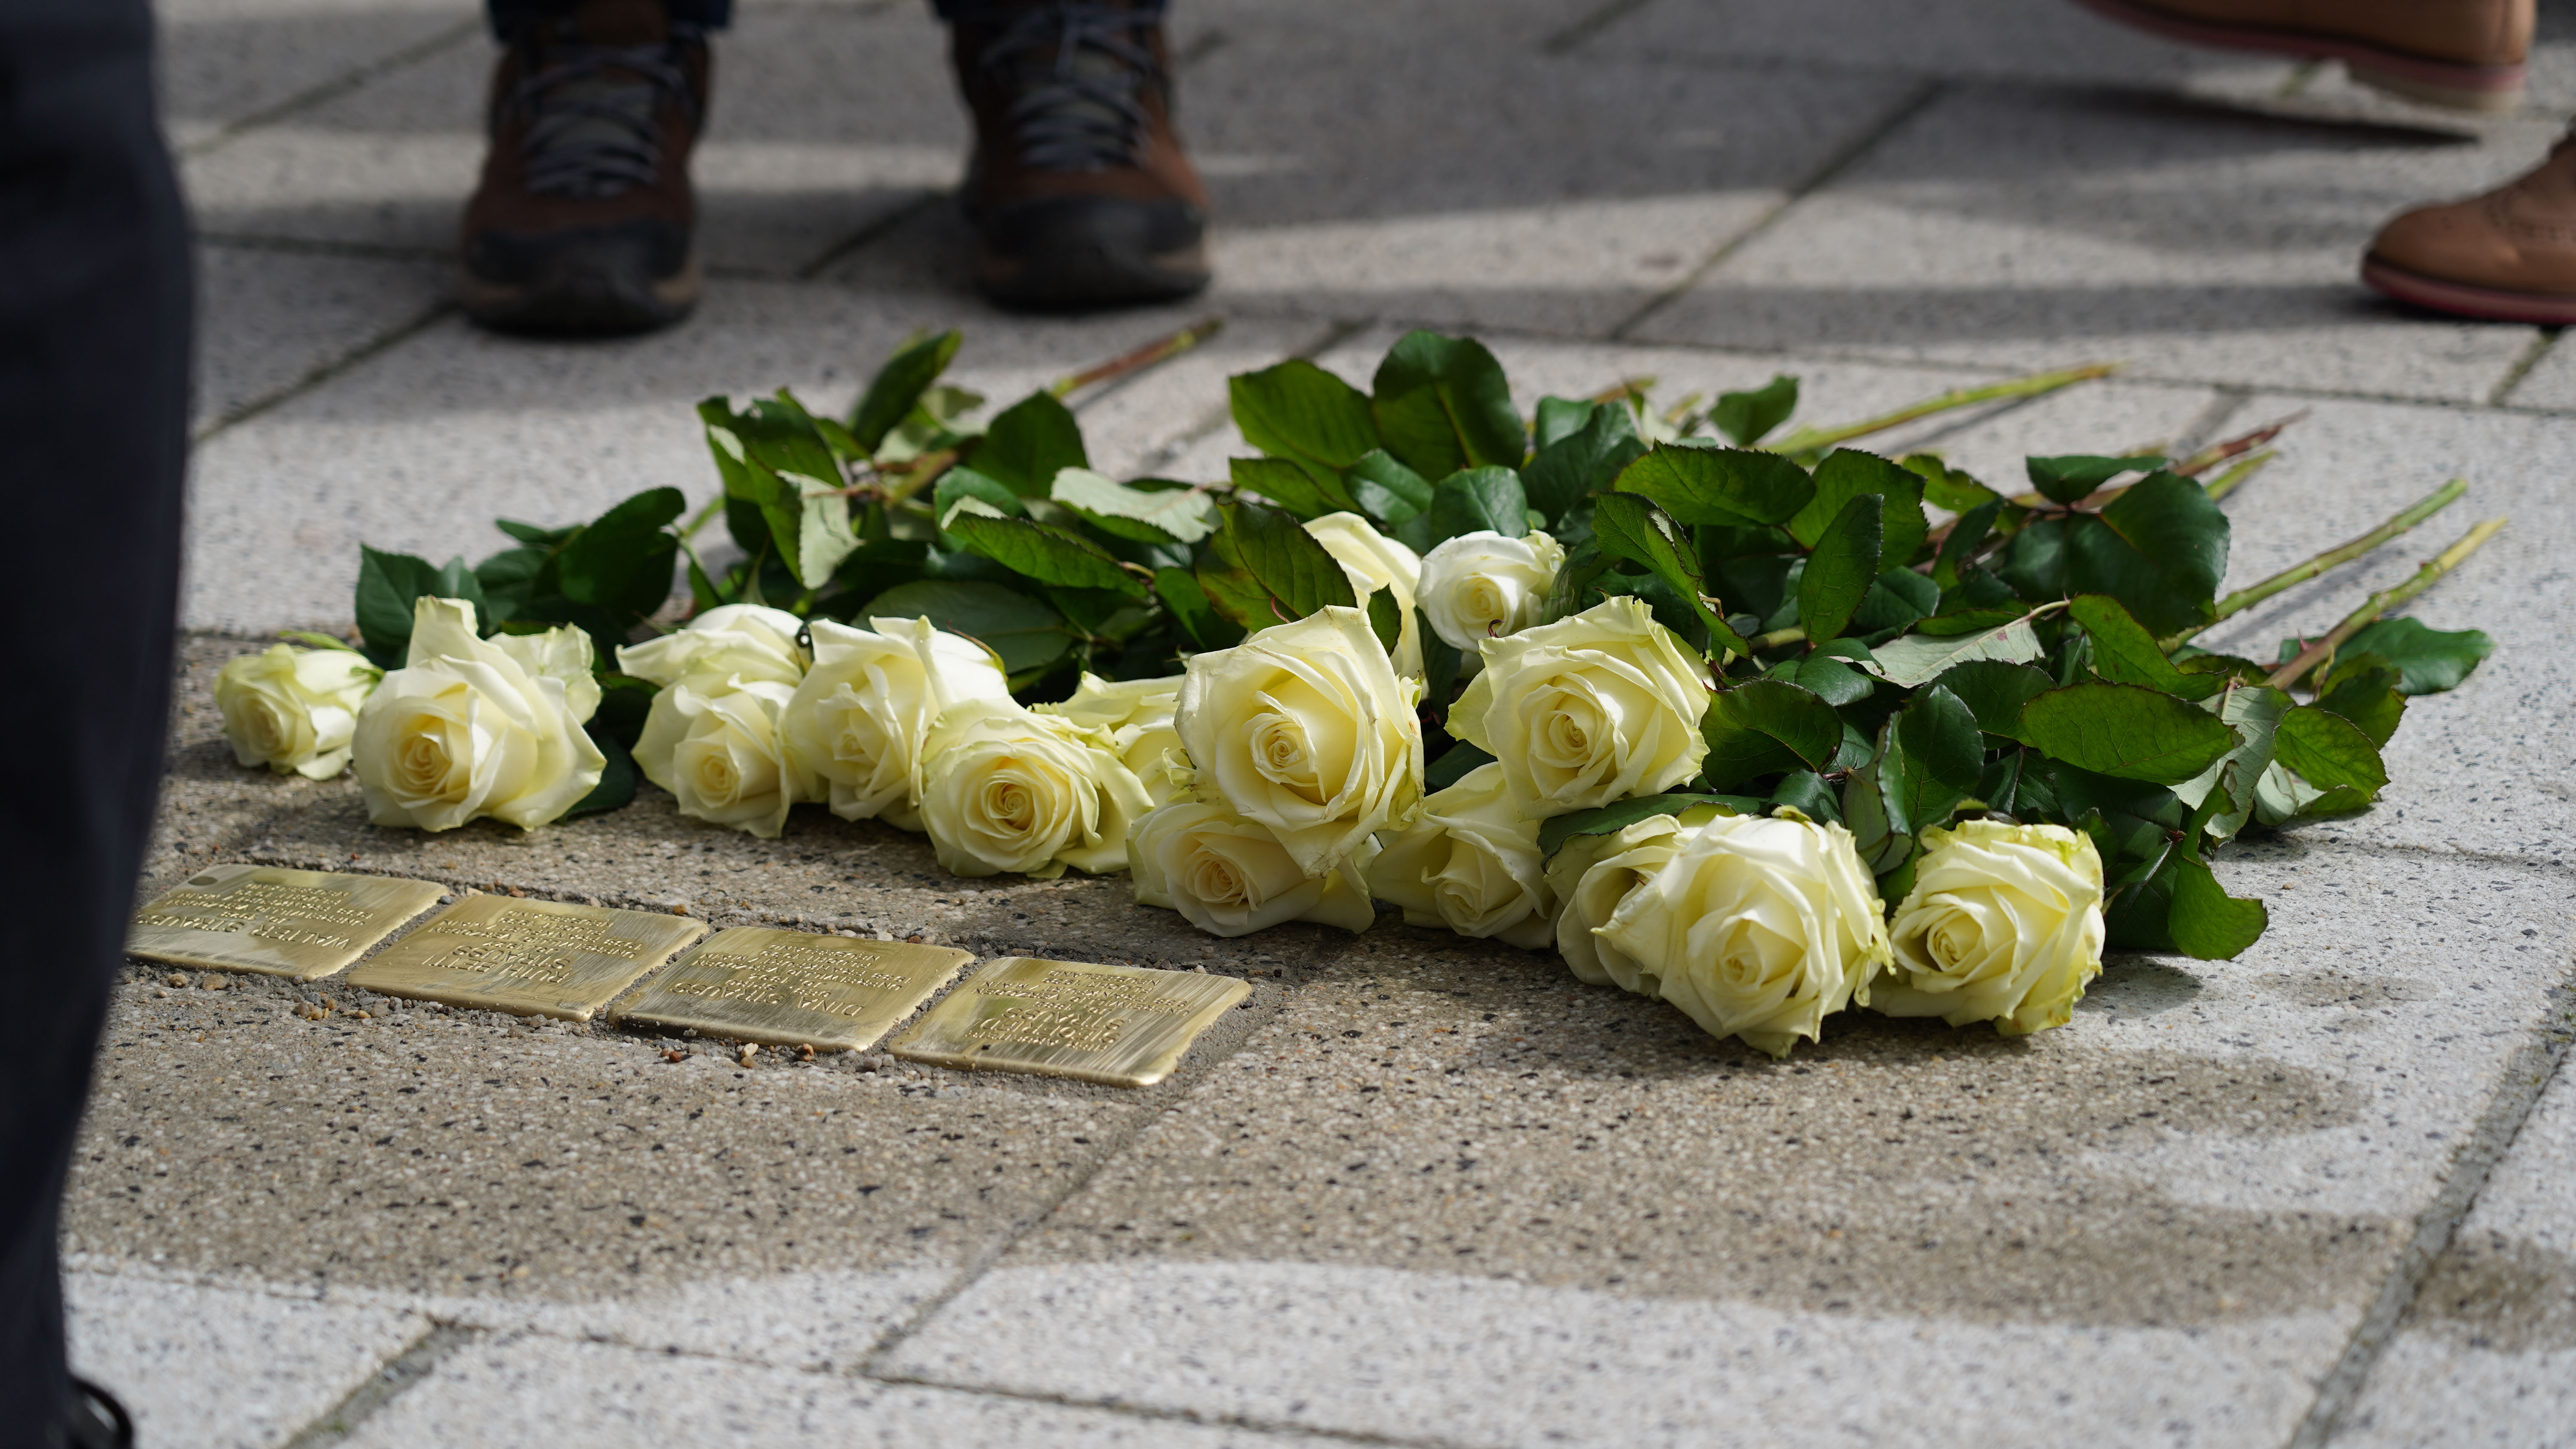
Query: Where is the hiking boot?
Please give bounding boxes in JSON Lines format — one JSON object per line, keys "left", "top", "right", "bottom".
{"left": 946, "top": 1, "right": 1210, "bottom": 310}
{"left": 459, "top": 0, "right": 709, "bottom": 334}
{"left": 2069, "top": 0, "right": 2533, "bottom": 111}
{"left": 2364, "top": 132, "right": 2576, "bottom": 324}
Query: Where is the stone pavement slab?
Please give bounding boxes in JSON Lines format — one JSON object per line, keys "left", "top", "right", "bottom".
{"left": 64, "top": 1269, "right": 429, "bottom": 1449}
{"left": 161, "top": 0, "right": 475, "bottom": 151}
{"left": 195, "top": 243, "right": 446, "bottom": 430}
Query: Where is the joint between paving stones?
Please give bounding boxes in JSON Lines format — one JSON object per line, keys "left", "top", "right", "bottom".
{"left": 275, "top": 1321, "right": 481, "bottom": 1449}
{"left": 179, "top": 18, "right": 483, "bottom": 162}
{"left": 193, "top": 301, "right": 459, "bottom": 445}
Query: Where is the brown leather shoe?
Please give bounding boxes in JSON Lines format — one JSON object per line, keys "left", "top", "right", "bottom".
{"left": 2069, "top": 0, "right": 2532, "bottom": 111}
{"left": 459, "top": 0, "right": 709, "bottom": 335}
{"left": 947, "top": 1, "right": 1210, "bottom": 310}
{"left": 2365, "top": 133, "right": 2576, "bottom": 324}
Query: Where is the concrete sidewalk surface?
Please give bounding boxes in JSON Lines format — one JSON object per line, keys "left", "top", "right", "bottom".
{"left": 68, "top": 0, "right": 2576, "bottom": 1444}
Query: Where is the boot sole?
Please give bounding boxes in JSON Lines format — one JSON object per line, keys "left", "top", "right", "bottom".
{"left": 2068, "top": 0, "right": 2527, "bottom": 111}
{"left": 458, "top": 248, "right": 701, "bottom": 337}
{"left": 968, "top": 195, "right": 1210, "bottom": 312}
{"left": 2363, "top": 255, "right": 2576, "bottom": 325}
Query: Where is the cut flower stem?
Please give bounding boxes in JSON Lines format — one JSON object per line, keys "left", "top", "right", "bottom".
{"left": 2169, "top": 478, "right": 2467, "bottom": 646}
{"left": 1767, "top": 362, "right": 2117, "bottom": 457}
{"left": 2266, "top": 516, "right": 2507, "bottom": 691}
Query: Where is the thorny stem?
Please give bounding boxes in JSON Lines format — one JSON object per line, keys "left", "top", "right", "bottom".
{"left": 2200, "top": 449, "right": 2272, "bottom": 503}
{"left": 1049, "top": 316, "right": 1226, "bottom": 398}
{"left": 2172, "top": 410, "right": 2308, "bottom": 478}
{"left": 1765, "top": 362, "right": 2119, "bottom": 457}
{"left": 2265, "top": 517, "right": 2507, "bottom": 691}
{"left": 1751, "top": 625, "right": 1807, "bottom": 651}
{"left": 2168, "top": 479, "right": 2467, "bottom": 646}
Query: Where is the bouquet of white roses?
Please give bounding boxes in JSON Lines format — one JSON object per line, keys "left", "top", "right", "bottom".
{"left": 242, "top": 326, "right": 2501, "bottom": 1056}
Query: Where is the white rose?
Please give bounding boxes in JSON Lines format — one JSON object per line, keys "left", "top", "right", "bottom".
{"left": 917, "top": 698, "right": 1152, "bottom": 879}
{"left": 214, "top": 643, "right": 377, "bottom": 779}
{"left": 1176, "top": 606, "right": 1422, "bottom": 876}
{"left": 1036, "top": 672, "right": 1191, "bottom": 807}
{"left": 1417, "top": 529, "right": 1565, "bottom": 655}
{"left": 351, "top": 598, "right": 605, "bottom": 832}
{"left": 1596, "top": 810, "right": 1890, "bottom": 1058}
{"left": 1542, "top": 803, "right": 1732, "bottom": 996}
{"left": 780, "top": 616, "right": 1012, "bottom": 830}
{"left": 635, "top": 675, "right": 799, "bottom": 838}
{"left": 1129, "top": 801, "right": 1377, "bottom": 937}
{"left": 1366, "top": 763, "right": 1552, "bottom": 949}
{"left": 1449, "top": 595, "right": 1712, "bottom": 819}
{"left": 1874, "top": 820, "right": 2105, "bottom": 1035}
{"left": 616, "top": 603, "right": 808, "bottom": 688}
{"left": 1304, "top": 512, "right": 1425, "bottom": 678}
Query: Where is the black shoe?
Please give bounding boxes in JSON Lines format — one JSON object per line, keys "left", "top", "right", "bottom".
{"left": 459, "top": 0, "right": 710, "bottom": 335}
{"left": 55, "top": 1377, "right": 133, "bottom": 1449}
{"left": 946, "top": 2, "right": 1211, "bottom": 310}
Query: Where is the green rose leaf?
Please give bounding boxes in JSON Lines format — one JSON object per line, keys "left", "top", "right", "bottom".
{"left": 1612, "top": 445, "right": 1815, "bottom": 529}
{"left": 1768, "top": 769, "right": 1844, "bottom": 825}
{"left": 2169, "top": 853, "right": 2268, "bottom": 960}
{"left": 1796, "top": 494, "right": 1884, "bottom": 646}
{"left": 1425, "top": 739, "right": 1494, "bottom": 791}
{"left": 1521, "top": 405, "right": 1645, "bottom": 527}
{"left": 1789, "top": 449, "right": 1928, "bottom": 566}
{"left": 1370, "top": 330, "right": 1525, "bottom": 477}
{"left": 1229, "top": 455, "right": 1349, "bottom": 519}
{"left": 1231, "top": 359, "right": 1381, "bottom": 503}
{"left": 1903, "top": 455, "right": 2003, "bottom": 514}
{"left": 946, "top": 514, "right": 1146, "bottom": 598}
{"left": 1702, "top": 678, "right": 1841, "bottom": 790}
{"left": 1932, "top": 658, "right": 2056, "bottom": 738}
{"left": 1366, "top": 588, "right": 1404, "bottom": 654}
{"left": 1197, "top": 500, "right": 1360, "bottom": 631}
{"left": 557, "top": 485, "right": 685, "bottom": 622}
{"left": 2273, "top": 704, "right": 2389, "bottom": 800}
{"left": 2015, "top": 681, "right": 2240, "bottom": 784}
{"left": 2068, "top": 593, "right": 2221, "bottom": 700}
{"left": 1537, "top": 792, "right": 1759, "bottom": 858}
{"left": 1932, "top": 497, "right": 2004, "bottom": 589}
{"left": 1051, "top": 467, "right": 1216, "bottom": 544}
{"left": 1153, "top": 567, "right": 1243, "bottom": 652}
{"left": 860, "top": 579, "right": 1070, "bottom": 677}
{"left": 1789, "top": 652, "right": 1874, "bottom": 707}
{"left": 1860, "top": 614, "right": 2045, "bottom": 687}
{"left": 2026, "top": 453, "right": 2164, "bottom": 506}
{"left": 1711, "top": 375, "right": 1799, "bottom": 447}
{"left": 1590, "top": 492, "right": 1751, "bottom": 655}
{"left": 565, "top": 733, "right": 639, "bottom": 818}
{"left": 1879, "top": 683, "right": 1985, "bottom": 834}
{"left": 355, "top": 546, "right": 485, "bottom": 665}
{"left": 1532, "top": 396, "right": 1597, "bottom": 451}
{"left": 2169, "top": 683, "right": 2288, "bottom": 844}
{"left": 2064, "top": 470, "right": 2230, "bottom": 635}
{"left": 2327, "top": 617, "right": 2495, "bottom": 695}
{"left": 1423, "top": 467, "right": 1531, "bottom": 546}
{"left": 973, "top": 391, "right": 1090, "bottom": 499}
{"left": 2314, "top": 656, "right": 2407, "bottom": 747}
{"left": 1348, "top": 449, "right": 1434, "bottom": 525}
{"left": 848, "top": 330, "right": 962, "bottom": 455}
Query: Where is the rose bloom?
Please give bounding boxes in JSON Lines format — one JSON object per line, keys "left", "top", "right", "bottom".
{"left": 1596, "top": 810, "right": 1890, "bottom": 1058}
{"left": 1417, "top": 529, "right": 1565, "bottom": 656}
{"left": 1304, "top": 512, "right": 1424, "bottom": 677}
{"left": 635, "top": 676, "right": 800, "bottom": 838}
{"left": 780, "top": 616, "right": 1011, "bottom": 830}
{"left": 1874, "top": 820, "right": 2105, "bottom": 1035}
{"left": 215, "top": 643, "right": 377, "bottom": 779}
{"left": 351, "top": 597, "right": 605, "bottom": 831}
{"left": 1543, "top": 803, "right": 1730, "bottom": 996}
{"left": 1176, "top": 606, "right": 1421, "bottom": 876}
{"left": 917, "top": 699, "right": 1151, "bottom": 879}
{"left": 1129, "top": 800, "right": 1377, "bottom": 938}
{"left": 1450, "top": 595, "right": 1711, "bottom": 819}
{"left": 616, "top": 603, "right": 809, "bottom": 688}
{"left": 1036, "top": 672, "right": 1190, "bottom": 807}
{"left": 1367, "top": 763, "right": 1552, "bottom": 949}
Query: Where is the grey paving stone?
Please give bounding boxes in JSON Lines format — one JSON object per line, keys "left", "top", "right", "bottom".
{"left": 343, "top": 1332, "right": 1304, "bottom": 1448}
{"left": 880, "top": 844, "right": 2574, "bottom": 1448}
{"left": 161, "top": 0, "right": 474, "bottom": 149}
{"left": 2335, "top": 1056, "right": 2576, "bottom": 1447}
{"left": 2498, "top": 333, "right": 2576, "bottom": 412}
{"left": 183, "top": 1, "right": 964, "bottom": 277}
{"left": 179, "top": 285, "right": 1250, "bottom": 634}
{"left": 1634, "top": 87, "right": 2561, "bottom": 400}
{"left": 2190, "top": 396, "right": 2576, "bottom": 861}
{"left": 65, "top": 1270, "right": 426, "bottom": 1449}
{"left": 195, "top": 243, "right": 446, "bottom": 430}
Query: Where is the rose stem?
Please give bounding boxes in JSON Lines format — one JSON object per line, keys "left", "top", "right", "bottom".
{"left": 2172, "top": 410, "right": 2308, "bottom": 478}
{"left": 1048, "top": 316, "right": 1226, "bottom": 398}
{"left": 2199, "top": 449, "right": 2273, "bottom": 503}
{"left": 1765, "top": 362, "right": 2119, "bottom": 457}
{"left": 2167, "top": 479, "right": 2467, "bottom": 647}
{"left": 2265, "top": 516, "right": 2506, "bottom": 691}
{"left": 1750, "top": 626, "right": 1806, "bottom": 651}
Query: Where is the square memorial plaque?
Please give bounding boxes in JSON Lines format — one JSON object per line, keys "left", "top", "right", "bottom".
{"left": 127, "top": 864, "right": 447, "bottom": 981}
{"left": 611, "top": 928, "right": 973, "bottom": 1051}
{"left": 345, "top": 895, "right": 706, "bottom": 1021}
{"left": 888, "top": 957, "right": 1250, "bottom": 1087}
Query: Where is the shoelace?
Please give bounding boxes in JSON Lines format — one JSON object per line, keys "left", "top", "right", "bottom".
{"left": 507, "top": 38, "right": 695, "bottom": 200}
{"left": 974, "top": 4, "right": 1164, "bottom": 173}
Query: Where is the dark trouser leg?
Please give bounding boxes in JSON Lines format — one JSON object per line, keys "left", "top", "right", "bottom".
{"left": 0, "top": 0, "right": 190, "bottom": 1443}
{"left": 485, "top": 0, "right": 732, "bottom": 37}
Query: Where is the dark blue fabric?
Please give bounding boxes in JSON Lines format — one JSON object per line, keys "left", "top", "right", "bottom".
{"left": 486, "top": 0, "right": 734, "bottom": 38}
{"left": 0, "top": 0, "right": 190, "bottom": 1444}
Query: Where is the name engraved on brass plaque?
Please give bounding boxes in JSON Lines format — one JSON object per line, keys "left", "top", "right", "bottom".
{"left": 611, "top": 928, "right": 973, "bottom": 1051}
{"left": 126, "top": 864, "right": 447, "bottom": 981}
{"left": 345, "top": 895, "right": 706, "bottom": 1021}
{"left": 888, "top": 957, "right": 1250, "bottom": 1087}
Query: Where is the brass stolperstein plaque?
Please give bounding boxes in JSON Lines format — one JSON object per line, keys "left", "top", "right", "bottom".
{"left": 345, "top": 895, "right": 706, "bottom": 1021}
{"left": 126, "top": 864, "right": 446, "bottom": 981}
{"left": 611, "top": 928, "right": 973, "bottom": 1052}
{"left": 888, "top": 957, "right": 1250, "bottom": 1087}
